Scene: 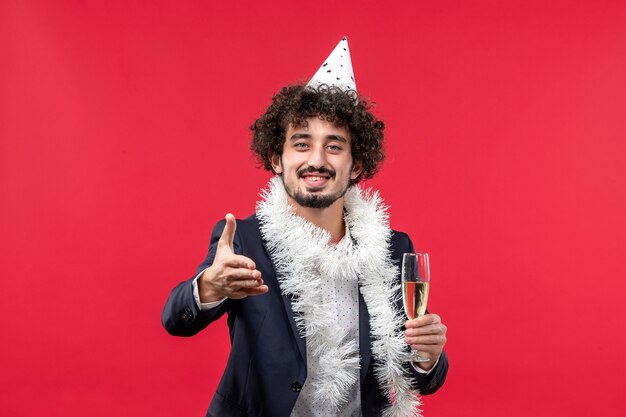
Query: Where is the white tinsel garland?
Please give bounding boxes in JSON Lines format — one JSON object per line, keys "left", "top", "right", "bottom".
{"left": 256, "top": 177, "right": 422, "bottom": 416}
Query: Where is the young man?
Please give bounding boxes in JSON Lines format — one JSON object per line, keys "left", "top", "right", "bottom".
{"left": 162, "top": 38, "right": 448, "bottom": 417}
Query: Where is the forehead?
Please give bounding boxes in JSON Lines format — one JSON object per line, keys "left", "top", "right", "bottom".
{"left": 286, "top": 117, "right": 351, "bottom": 139}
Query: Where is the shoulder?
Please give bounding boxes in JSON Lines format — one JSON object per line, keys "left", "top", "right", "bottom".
{"left": 208, "top": 213, "right": 260, "bottom": 247}
{"left": 232, "top": 214, "right": 264, "bottom": 248}
{"left": 207, "top": 213, "right": 264, "bottom": 257}
{"left": 235, "top": 214, "right": 261, "bottom": 236}
{"left": 210, "top": 213, "right": 259, "bottom": 232}
{"left": 389, "top": 229, "right": 414, "bottom": 259}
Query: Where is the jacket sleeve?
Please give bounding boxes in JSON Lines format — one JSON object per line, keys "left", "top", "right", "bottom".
{"left": 161, "top": 219, "right": 237, "bottom": 337}
{"left": 409, "top": 350, "right": 449, "bottom": 395}
{"left": 394, "top": 230, "right": 449, "bottom": 395}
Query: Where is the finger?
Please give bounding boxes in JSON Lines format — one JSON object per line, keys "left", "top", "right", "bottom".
{"left": 224, "top": 253, "right": 257, "bottom": 270}
{"left": 428, "top": 314, "right": 441, "bottom": 325}
{"left": 410, "top": 344, "right": 443, "bottom": 355}
{"left": 218, "top": 213, "right": 237, "bottom": 252}
{"left": 405, "top": 323, "right": 447, "bottom": 337}
{"left": 230, "top": 278, "right": 264, "bottom": 289}
{"left": 222, "top": 267, "right": 262, "bottom": 283}
{"left": 228, "top": 284, "right": 269, "bottom": 299}
{"left": 226, "top": 278, "right": 266, "bottom": 295}
{"left": 405, "top": 334, "right": 447, "bottom": 346}
{"left": 244, "top": 284, "right": 269, "bottom": 295}
{"left": 405, "top": 314, "right": 441, "bottom": 328}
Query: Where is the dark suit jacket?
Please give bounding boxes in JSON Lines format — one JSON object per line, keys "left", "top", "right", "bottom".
{"left": 162, "top": 214, "right": 448, "bottom": 417}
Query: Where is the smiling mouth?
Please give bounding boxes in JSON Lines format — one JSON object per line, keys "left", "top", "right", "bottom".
{"left": 302, "top": 175, "right": 329, "bottom": 181}
{"left": 300, "top": 173, "right": 331, "bottom": 189}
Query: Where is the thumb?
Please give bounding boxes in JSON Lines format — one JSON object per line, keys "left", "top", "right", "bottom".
{"left": 218, "top": 213, "right": 237, "bottom": 252}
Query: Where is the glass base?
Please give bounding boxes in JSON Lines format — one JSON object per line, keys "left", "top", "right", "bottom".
{"left": 410, "top": 349, "right": 431, "bottom": 363}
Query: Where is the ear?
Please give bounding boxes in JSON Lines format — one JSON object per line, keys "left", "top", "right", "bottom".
{"left": 350, "top": 160, "right": 363, "bottom": 181}
{"left": 270, "top": 153, "right": 283, "bottom": 174}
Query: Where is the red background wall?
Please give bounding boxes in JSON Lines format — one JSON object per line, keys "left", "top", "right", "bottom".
{"left": 2, "top": 1, "right": 625, "bottom": 416}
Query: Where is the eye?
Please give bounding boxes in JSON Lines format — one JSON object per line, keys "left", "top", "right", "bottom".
{"left": 327, "top": 144, "right": 342, "bottom": 152}
{"left": 293, "top": 142, "right": 309, "bottom": 150}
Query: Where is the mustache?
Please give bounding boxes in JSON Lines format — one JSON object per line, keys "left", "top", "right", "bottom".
{"left": 297, "top": 166, "right": 336, "bottom": 178}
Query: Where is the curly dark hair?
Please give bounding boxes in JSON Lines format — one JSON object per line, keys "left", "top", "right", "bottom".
{"left": 250, "top": 84, "right": 385, "bottom": 184}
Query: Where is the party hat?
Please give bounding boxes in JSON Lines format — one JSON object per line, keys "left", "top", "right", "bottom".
{"left": 306, "top": 36, "right": 356, "bottom": 92}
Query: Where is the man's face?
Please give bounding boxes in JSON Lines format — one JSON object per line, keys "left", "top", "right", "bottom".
{"left": 271, "top": 117, "right": 362, "bottom": 209}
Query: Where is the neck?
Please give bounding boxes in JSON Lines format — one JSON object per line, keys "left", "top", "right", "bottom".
{"left": 287, "top": 196, "right": 346, "bottom": 243}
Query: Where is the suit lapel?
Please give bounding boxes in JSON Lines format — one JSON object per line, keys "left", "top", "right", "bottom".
{"left": 251, "top": 215, "right": 307, "bottom": 364}
{"left": 282, "top": 292, "right": 306, "bottom": 363}
{"left": 358, "top": 286, "right": 372, "bottom": 384}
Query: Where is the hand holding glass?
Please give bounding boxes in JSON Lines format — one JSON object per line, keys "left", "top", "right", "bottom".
{"left": 402, "top": 252, "right": 430, "bottom": 363}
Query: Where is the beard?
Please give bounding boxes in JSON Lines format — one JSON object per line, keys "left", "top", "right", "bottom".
{"left": 291, "top": 188, "right": 347, "bottom": 208}
{"left": 282, "top": 165, "right": 351, "bottom": 209}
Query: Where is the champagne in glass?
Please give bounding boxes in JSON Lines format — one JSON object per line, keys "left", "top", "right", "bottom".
{"left": 402, "top": 281, "right": 429, "bottom": 320}
{"left": 402, "top": 253, "right": 430, "bottom": 362}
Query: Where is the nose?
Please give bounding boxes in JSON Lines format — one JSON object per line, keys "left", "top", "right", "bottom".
{"left": 307, "top": 144, "right": 327, "bottom": 168}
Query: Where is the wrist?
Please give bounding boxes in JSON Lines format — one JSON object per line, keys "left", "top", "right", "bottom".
{"left": 413, "top": 360, "right": 434, "bottom": 372}
{"left": 198, "top": 270, "right": 224, "bottom": 303}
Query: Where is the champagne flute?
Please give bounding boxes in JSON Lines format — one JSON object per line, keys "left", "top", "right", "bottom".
{"left": 402, "top": 252, "right": 430, "bottom": 363}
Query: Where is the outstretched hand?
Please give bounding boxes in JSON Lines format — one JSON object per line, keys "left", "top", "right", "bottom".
{"left": 198, "top": 214, "right": 269, "bottom": 302}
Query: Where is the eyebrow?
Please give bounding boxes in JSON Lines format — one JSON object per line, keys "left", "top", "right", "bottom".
{"left": 289, "top": 133, "right": 348, "bottom": 143}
